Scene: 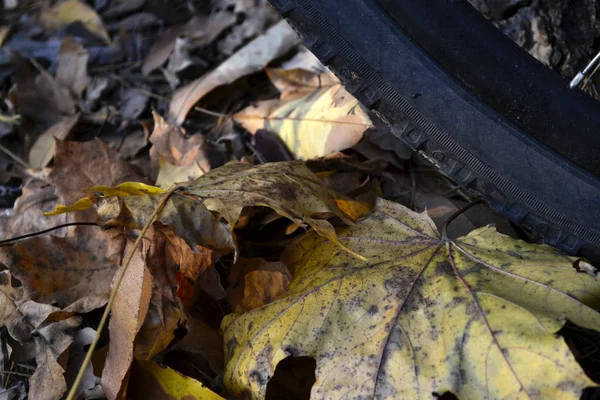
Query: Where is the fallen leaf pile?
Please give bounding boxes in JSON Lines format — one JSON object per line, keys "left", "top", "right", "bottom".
{"left": 0, "top": 1, "right": 598, "bottom": 400}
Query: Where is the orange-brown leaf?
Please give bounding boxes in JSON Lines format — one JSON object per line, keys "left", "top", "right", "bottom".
{"left": 101, "top": 240, "right": 153, "bottom": 400}
{"left": 0, "top": 226, "right": 124, "bottom": 313}
{"left": 228, "top": 258, "right": 291, "bottom": 314}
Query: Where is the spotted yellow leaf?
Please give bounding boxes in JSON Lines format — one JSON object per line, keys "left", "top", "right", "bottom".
{"left": 223, "top": 198, "right": 600, "bottom": 399}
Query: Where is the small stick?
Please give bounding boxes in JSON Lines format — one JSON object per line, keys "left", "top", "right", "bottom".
{"left": 0, "top": 222, "right": 98, "bottom": 245}
{"left": 0, "top": 143, "right": 28, "bottom": 169}
{"left": 65, "top": 185, "right": 180, "bottom": 400}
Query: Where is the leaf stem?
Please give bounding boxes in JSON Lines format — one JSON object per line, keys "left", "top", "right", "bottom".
{"left": 441, "top": 199, "right": 482, "bottom": 240}
{"left": 65, "top": 185, "right": 181, "bottom": 400}
{"left": 0, "top": 143, "right": 29, "bottom": 169}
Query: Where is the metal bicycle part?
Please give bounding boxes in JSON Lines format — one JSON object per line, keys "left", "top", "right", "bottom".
{"left": 570, "top": 51, "right": 600, "bottom": 90}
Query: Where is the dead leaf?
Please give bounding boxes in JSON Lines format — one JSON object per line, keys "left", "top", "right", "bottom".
{"left": 48, "top": 161, "right": 366, "bottom": 260}
{"left": 144, "top": 224, "right": 218, "bottom": 307}
{"left": 149, "top": 111, "right": 209, "bottom": 178}
{"left": 266, "top": 68, "right": 340, "bottom": 101}
{"left": 56, "top": 37, "right": 89, "bottom": 99}
{"left": 65, "top": 328, "right": 101, "bottom": 399}
{"left": 223, "top": 198, "right": 600, "bottom": 399}
{"left": 141, "top": 22, "right": 189, "bottom": 76}
{"left": 119, "top": 88, "right": 149, "bottom": 121}
{"left": 228, "top": 258, "right": 291, "bottom": 314}
{"left": 155, "top": 161, "right": 204, "bottom": 188}
{"left": 215, "top": 0, "right": 280, "bottom": 56}
{"left": 3, "top": 300, "right": 82, "bottom": 400}
{"left": 39, "top": 0, "right": 110, "bottom": 43}
{"left": 266, "top": 49, "right": 339, "bottom": 101}
{"left": 9, "top": 54, "right": 77, "bottom": 131}
{"left": 127, "top": 359, "right": 224, "bottom": 400}
{"left": 0, "top": 225, "right": 123, "bottom": 313}
{"left": 176, "top": 314, "right": 225, "bottom": 374}
{"left": 0, "top": 271, "right": 23, "bottom": 327}
{"left": 48, "top": 139, "right": 145, "bottom": 204}
{"left": 234, "top": 85, "right": 372, "bottom": 159}
{"left": 30, "top": 331, "right": 73, "bottom": 400}
{"left": 169, "top": 20, "right": 300, "bottom": 125}
{"left": 134, "top": 300, "right": 181, "bottom": 361}
{"left": 28, "top": 114, "right": 80, "bottom": 169}
{"left": 155, "top": 225, "right": 218, "bottom": 284}
{"left": 101, "top": 240, "right": 152, "bottom": 400}
{"left": 142, "top": 13, "right": 235, "bottom": 76}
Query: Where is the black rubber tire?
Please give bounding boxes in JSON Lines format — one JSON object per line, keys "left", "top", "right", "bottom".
{"left": 267, "top": 0, "right": 600, "bottom": 262}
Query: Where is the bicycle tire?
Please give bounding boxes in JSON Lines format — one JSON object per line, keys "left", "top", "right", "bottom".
{"left": 268, "top": 0, "right": 600, "bottom": 262}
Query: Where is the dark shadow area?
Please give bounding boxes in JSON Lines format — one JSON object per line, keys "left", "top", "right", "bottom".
{"left": 433, "top": 391, "right": 459, "bottom": 400}
{"left": 559, "top": 320, "right": 600, "bottom": 400}
{"left": 265, "top": 356, "right": 316, "bottom": 400}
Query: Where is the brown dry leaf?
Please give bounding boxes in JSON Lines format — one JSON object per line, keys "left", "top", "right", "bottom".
{"left": 0, "top": 225, "right": 124, "bottom": 313}
{"left": 176, "top": 314, "right": 225, "bottom": 373}
{"left": 56, "top": 36, "right": 89, "bottom": 98}
{"left": 215, "top": 0, "right": 280, "bottom": 56}
{"left": 149, "top": 111, "right": 209, "bottom": 179}
{"left": 48, "top": 139, "right": 145, "bottom": 204}
{"left": 169, "top": 20, "right": 300, "bottom": 125}
{"left": 0, "top": 271, "right": 23, "bottom": 326}
{"left": 266, "top": 49, "right": 339, "bottom": 101}
{"left": 142, "top": 22, "right": 190, "bottom": 76}
{"left": 29, "top": 317, "right": 81, "bottom": 400}
{"left": 228, "top": 258, "right": 291, "bottom": 314}
{"left": 49, "top": 161, "right": 369, "bottom": 261}
{"left": 10, "top": 55, "right": 77, "bottom": 131}
{"left": 2, "top": 299, "right": 82, "bottom": 400}
{"left": 39, "top": 0, "right": 110, "bottom": 43}
{"left": 234, "top": 85, "right": 372, "bottom": 159}
{"left": 134, "top": 300, "right": 181, "bottom": 360}
{"left": 0, "top": 272, "right": 83, "bottom": 400}
{"left": 156, "top": 224, "right": 218, "bottom": 283}
{"left": 28, "top": 114, "right": 80, "bottom": 169}
{"left": 142, "top": 13, "right": 236, "bottom": 75}
{"left": 144, "top": 224, "right": 219, "bottom": 309}
{"left": 6, "top": 177, "right": 71, "bottom": 237}
{"left": 266, "top": 68, "right": 339, "bottom": 101}
{"left": 101, "top": 240, "right": 153, "bottom": 400}
{"left": 30, "top": 345, "right": 68, "bottom": 400}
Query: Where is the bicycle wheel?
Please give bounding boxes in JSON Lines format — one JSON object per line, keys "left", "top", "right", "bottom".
{"left": 268, "top": 0, "right": 600, "bottom": 262}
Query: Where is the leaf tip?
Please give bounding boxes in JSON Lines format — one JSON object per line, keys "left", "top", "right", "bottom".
{"left": 44, "top": 197, "right": 93, "bottom": 216}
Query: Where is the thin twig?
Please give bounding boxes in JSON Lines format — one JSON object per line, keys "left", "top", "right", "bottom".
{"left": 0, "top": 143, "right": 29, "bottom": 169}
{"left": 0, "top": 222, "right": 98, "bottom": 245}
{"left": 0, "top": 370, "right": 31, "bottom": 379}
{"left": 65, "top": 185, "right": 181, "bottom": 400}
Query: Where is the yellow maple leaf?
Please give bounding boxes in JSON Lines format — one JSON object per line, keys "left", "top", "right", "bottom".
{"left": 222, "top": 198, "right": 600, "bottom": 399}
